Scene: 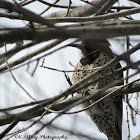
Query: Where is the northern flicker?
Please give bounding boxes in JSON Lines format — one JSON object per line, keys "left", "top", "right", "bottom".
{"left": 72, "top": 39, "right": 123, "bottom": 140}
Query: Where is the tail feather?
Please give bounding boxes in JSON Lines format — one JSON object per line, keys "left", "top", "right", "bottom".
{"left": 108, "top": 127, "right": 122, "bottom": 140}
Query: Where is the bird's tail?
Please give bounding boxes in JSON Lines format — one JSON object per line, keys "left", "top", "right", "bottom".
{"left": 108, "top": 127, "right": 122, "bottom": 140}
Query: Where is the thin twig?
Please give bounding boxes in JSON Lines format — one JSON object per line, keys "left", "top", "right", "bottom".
{"left": 37, "top": 0, "right": 76, "bottom": 9}
{"left": 64, "top": 72, "right": 73, "bottom": 86}
{"left": 0, "top": 119, "right": 19, "bottom": 139}
{"left": 31, "top": 59, "right": 39, "bottom": 76}
{"left": 19, "top": 0, "right": 34, "bottom": 6}
{"left": 65, "top": 0, "right": 72, "bottom": 17}
{"left": 112, "top": 6, "right": 136, "bottom": 10}
{"left": 40, "top": 0, "right": 60, "bottom": 15}
{"left": 126, "top": 105, "right": 130, "bottom": 140}
{"left": 40, "top": 65, "right": 100, "bottom": 72}
{"left": 80, "top": 0, "right": 101, "bottom": 8}
{"left": 7, "top": 109, "right": 48, "bottom": 140}
{"left": 0, "top": 99, "right": 48, "bottom": 112}
{"left": 0, "top": 1, "right": 55, "bottom": 27}
{"left": 4, "top": 43, "right": 36, "bottom": 101}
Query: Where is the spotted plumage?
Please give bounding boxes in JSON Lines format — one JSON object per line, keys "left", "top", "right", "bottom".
{"left": 72, "top": 39, "right": 123, "bottom": 140}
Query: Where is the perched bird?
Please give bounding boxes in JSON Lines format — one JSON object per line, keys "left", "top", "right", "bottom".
{"left": 72, "top": 39, "right": 123, "bottom": 140}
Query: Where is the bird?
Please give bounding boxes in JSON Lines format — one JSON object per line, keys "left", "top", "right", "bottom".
{"left": 72, "top": 39, "right": 123, "bottom": 140}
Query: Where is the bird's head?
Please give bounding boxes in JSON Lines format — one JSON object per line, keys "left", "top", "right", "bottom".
{"left": 80, "top": 39, "right": 113, "bottom": 57}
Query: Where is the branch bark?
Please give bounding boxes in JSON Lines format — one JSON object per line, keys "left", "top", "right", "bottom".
{"left": 44, "top": 7, "right": 140, "bottom": 23}
{"left": 0, "top": 20, "right": 140, "bottom": 45}
{"left": 95, "top": 0, "right": 118, "bottom": 15}
{"left": 45, "top": 0, "right": 108, "bottom": 18}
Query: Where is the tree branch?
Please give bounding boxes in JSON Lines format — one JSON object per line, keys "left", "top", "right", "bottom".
{"left": 0, "top": 39, "right": 65, "bottom": 73}
{"left": 129, "top": 0, "right": 140, "bottom": 5}
{"left": 44, "top": 7, "right": 140, "bottom": 23}
{"left": 0, "top": 0, "right": 55, "bottom": 27}
{"left": 45, "top": 0, "right": 108, "bottom": 18}
{"left": 95, "top": 0, "right": 118, "bottom": 15}
{"left": 0, "top": 83, "right": 140, "bottom": 126}
{"left": 0, "top": 20, "right": 140, "bottom": 45}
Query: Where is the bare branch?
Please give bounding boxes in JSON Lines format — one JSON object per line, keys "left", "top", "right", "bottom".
{"left": 40, "top": 64, "right": 100, "bottom": 73}
{"left": 0, "top": 12, "right": 24, "bottom": 20}
{"left": 45, "top": 0, "right": 109, "bottom": 18}
{"left": 37, "top": 0, "right": 76, "bottom": 10}
{"left": 95, "top": 0, "right": 117, "bottom": 15}
{"left": 1, "top": 20, "right": 140, "bottom": 45}
{"left": 40, "top": 0, "right": 60, "bottom": 15}
{"left": 0, "top": 39, "right": 65, "bottom": 73}
{"left": 44, "top": 7, "right": 140, "bottom": 23}
{"left": 65, "top": 0, "right": 72, "bottom": 17}
{"left": 129, "top": 0, "right": 140, "bottom": 5}
{"left": 4, "top": 44, "right": 36, "bottom": 101}
{"left": 0, "top": 99, "right": 48, "bottom": 112}
{"left": 0, "top": 1, "right": 55, "bottom": 27}
{"left": 0, "top": 82, "right": 140, "bottom": 126}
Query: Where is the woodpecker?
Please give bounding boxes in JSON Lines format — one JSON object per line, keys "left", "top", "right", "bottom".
{"left": 72, "top": 39, "right": 123, "bottom": 140}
